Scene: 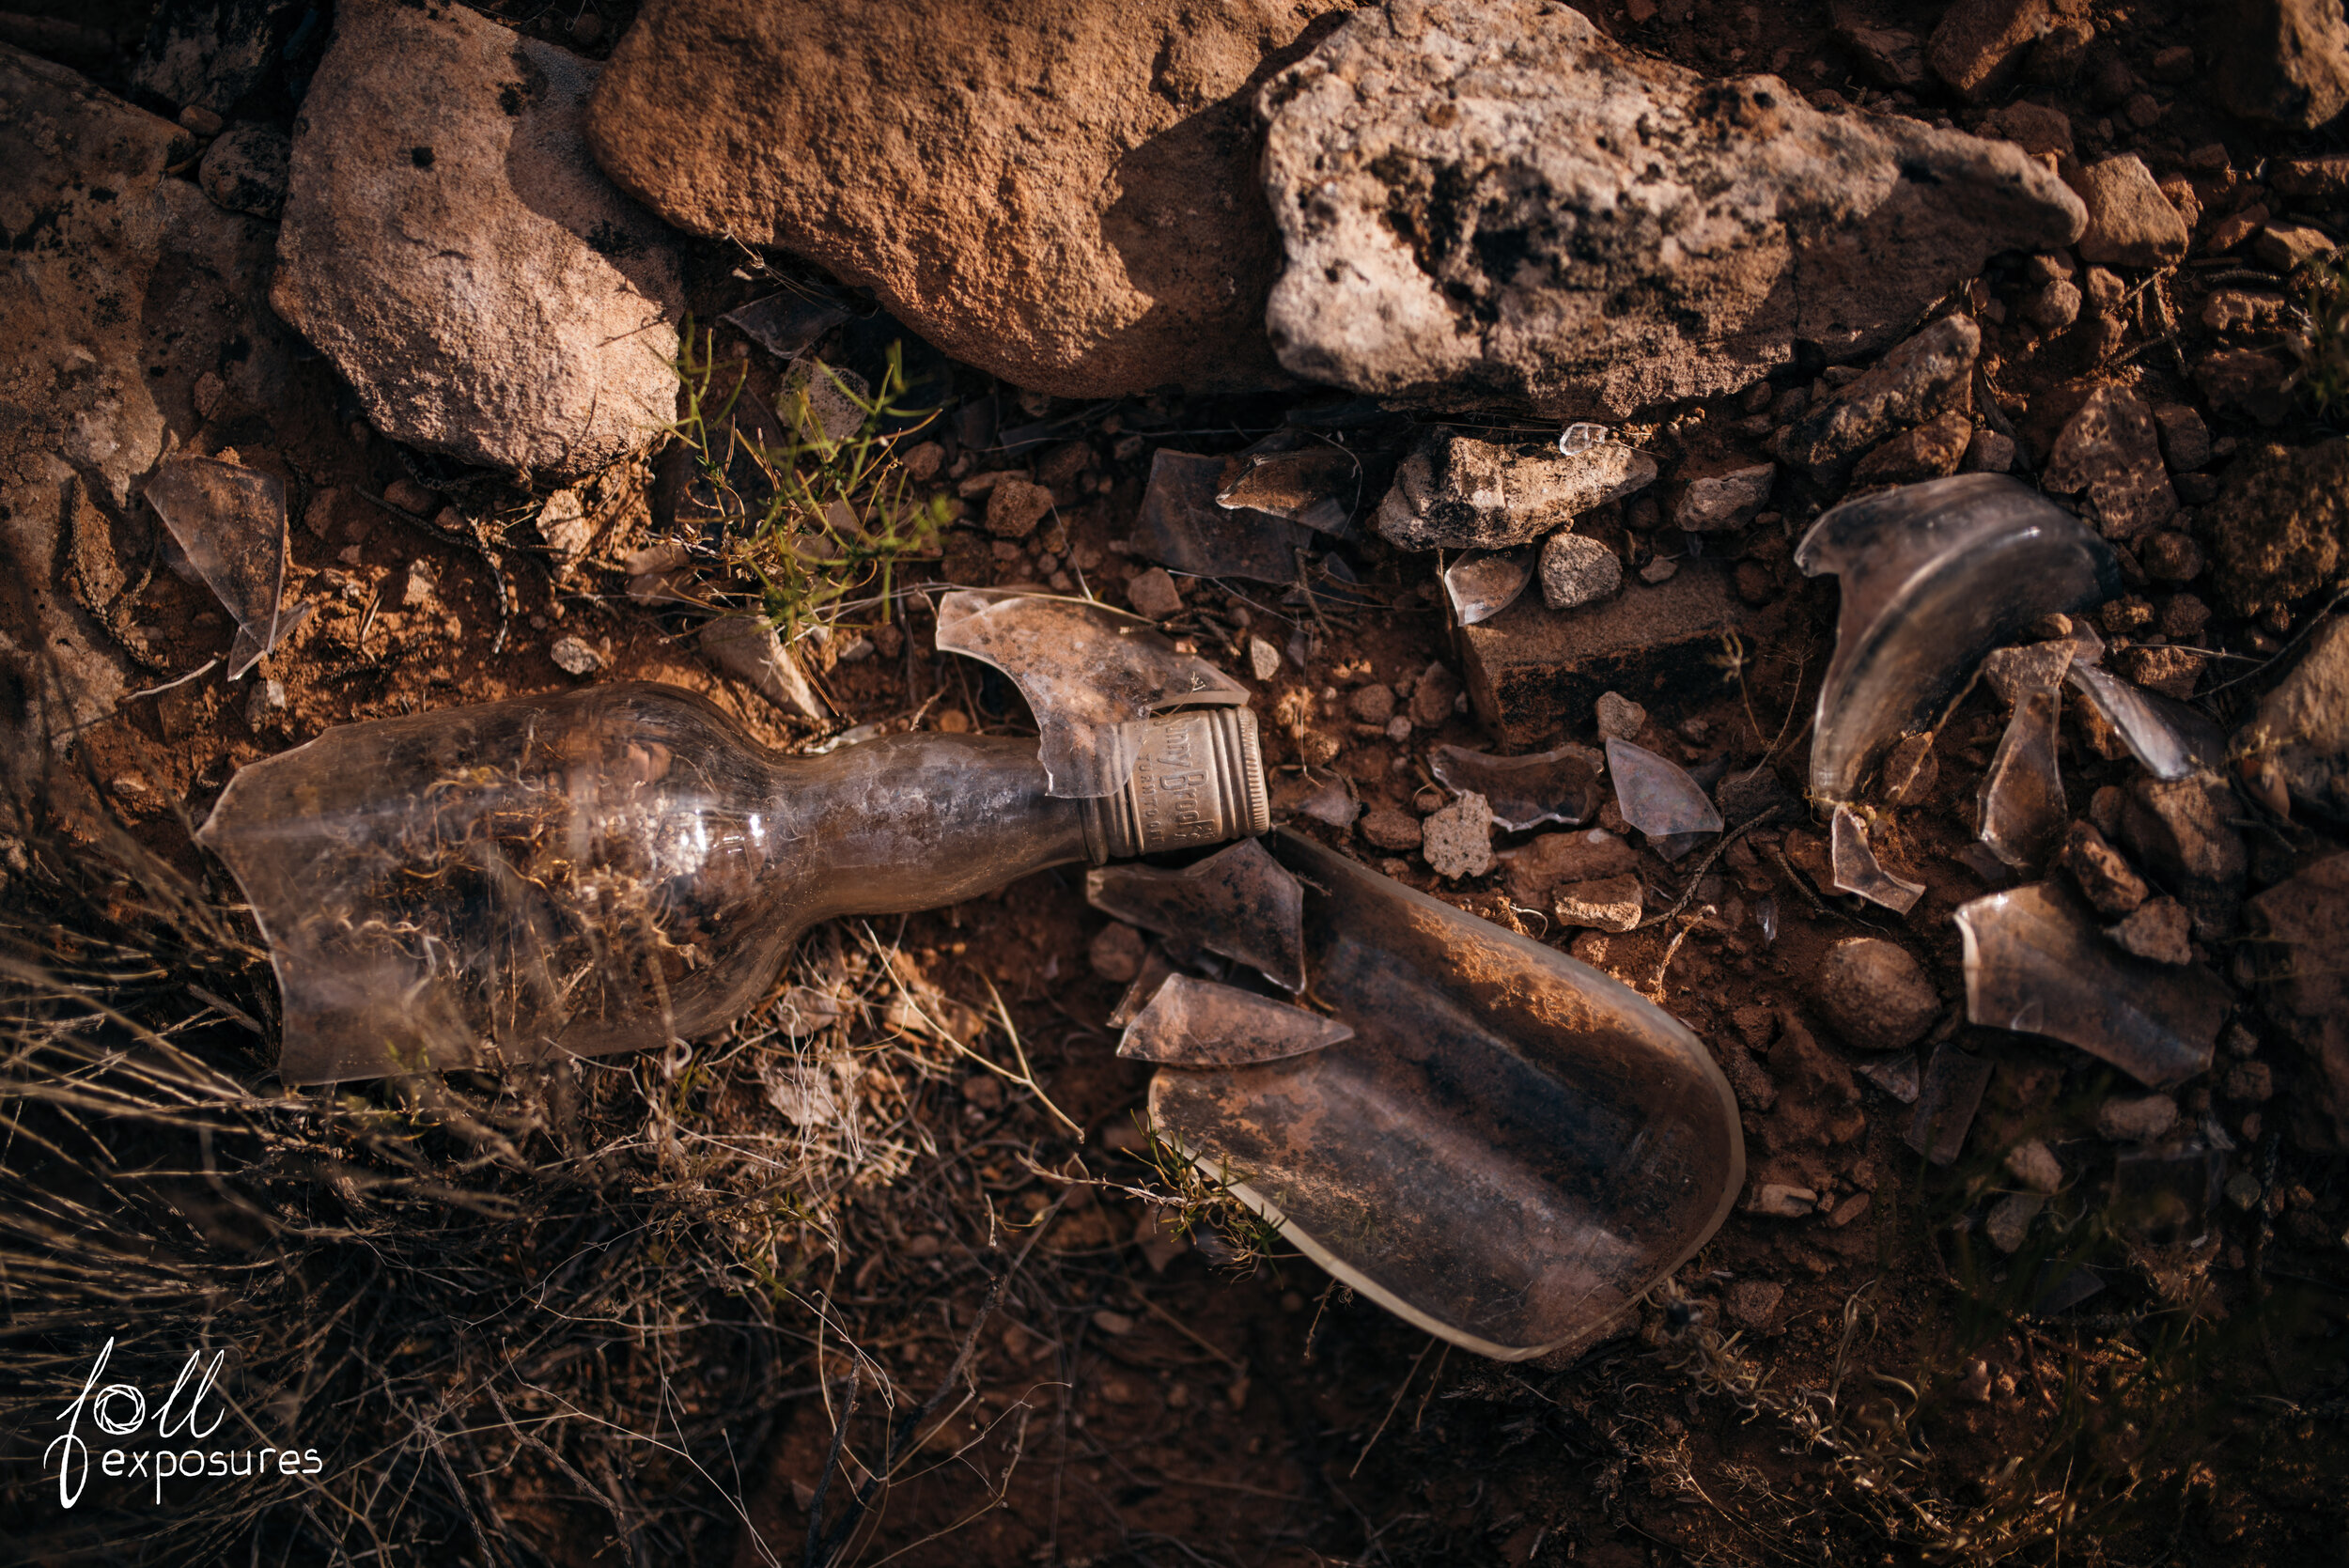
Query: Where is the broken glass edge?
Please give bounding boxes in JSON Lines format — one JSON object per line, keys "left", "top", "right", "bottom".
{"left": 1443, "top": 549, "right": 1535, "bottom": 627}
{"left": 1828, "top": 805, "right": 1925, "bottom": 914}
{"left": 1976, "top": 689, "right": 2066, "bottom": 869}
{"left": 1118, "top": 973, "right": 1352, "bottom": 1066}
{"left": 2066, "top": 660, "right": 2218, "bottom": 782}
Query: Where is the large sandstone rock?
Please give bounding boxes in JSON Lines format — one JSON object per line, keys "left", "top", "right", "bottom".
{"left": 2236, "top": 613, "right": 2349, "bottom": 824}
{"left": 586, "top": 0, "right": 1346, "bottom": 399}
{"left": 2214, "top": 0, "right": 2349, "bottom": 131}
{"left": 1253, "top": 1, "right": 2084, "bottom": 420}
{"left": 274, "top": 0, "right": 683, "bottom": 477}
{"left": 0, "top": 45, "right": 300, "bottom": 748}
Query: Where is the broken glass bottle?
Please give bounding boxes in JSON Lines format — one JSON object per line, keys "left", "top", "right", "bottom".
{"left": 197, "top": 683, "right": 1268, "bottom": 1083}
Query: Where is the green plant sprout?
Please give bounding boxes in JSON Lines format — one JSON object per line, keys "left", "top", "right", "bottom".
{"left": 670, "top": 323, "right": 956, "bottom": 643}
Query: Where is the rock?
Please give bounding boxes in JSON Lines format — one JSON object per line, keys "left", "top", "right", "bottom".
{"left": 2108, "top": 894, "right": 2193, "bottom": 964}
{"left": 1422, "top": 791, "right": 1494, "bottom": 880}
{"left": 1781, "top": 316, "right": 1979, "bottom": 484}
{"left": 985, "top": 479, "right": 1055, "bottom": 540}
{"left": 1125, "top": 567, "right": 1184, "bottom": 621}
{"left": 132, "top": 0, "right": 302, "bottom": 119}
{"left": 245, "top": 676, "right": 288, "bottom": 729}
{"left": 2153, "top": 404, "right": 2211, "bottom": 473}
{"left": 1538, "top": 533, "right": 1623, "bottom": 611}
{"left": 1850, "top": 409, "right": 1972, "bottom": 486}
{"left": 1254, "top": 3, "right": 2083, "bottom": 420}
{"left": 534, "top": 489, "right": 596, "bottom": 568}
{"left": 2023, "top": 277, "right": 2083, "bottom": 333}
{"left": 1963, "top": 428, "right": 2016, "bottom": 474}
{"left": 1410, "top": 662, "right": 1461, "bottom": 728}
{"left": 274, "top": 2, "right": 681, "bottom": 478}
{"left": 1984, "top": 100, "right": 2075, "bottom": 158}
{"left": 198, "top": 122, "right": 290, "bottom": 219}
{"left": 2235, "top": 613, "right": 2349, "bottom": 824}
{"left": 1347, "top": 684, "right": 1396, "bottom": 725}
{"left": 2215, "top": 0, "right": 2349, "bottom": 130}
{"left": 2042, "top": 386, "right": 2178, "bottom": 541}
{"left": 1928, "top": 0, "right": 2050, "bottom": 101}
{"left": 2194, "top": 349, "right": 2294, "bottom": 427}
{"left": 1638, "top": 557, "right": 1679, "bottom": 585}
{"left": 699, "top": 615, "right": 830, "bottom": 721}
{"left": 2004, "top": 1138, "right": 2064, "bottom": 1192}
{"left": 2273, "top": 154, "right": 2349, "bottom": 199}
{"left": 2118, "top": 776, "right": 2247, "bottom": 939}
{"left": 1460, "top": 563, "right": 1750, "bottom": 746}
{"left": 1984, "top": 1191, "right": 2043, "bottom": 1252}
{"left": 2254, "top": 222, "right": 2338, "bottom": 272}
{"left": 1088, "top": 921, "right": 1145, "bottom": 983}
{"left": 2207, "top": 204, "right": 2271, "bottom": 255}
{"left": 1749, "top": 1183, "right": 1817, "bottom": 1219}
{"left": 2072, "top": 154, "right": 2191, "bottom": 267}
{"left": 2222, "top": 1059, "right": 2276, "bottom": 1102}
{"left": 1597, "top": 692, "right": 1647, "bottom": 740}
{"left": 2248, "top": 854, "right": 2349, "bottom": 1150}
{"left": 1672, "top": 464, "right": 1777, "bottom": 533}
{"left": 1250, "top": 636, "right": 1283, "bottom": 683}
{"left": 1552, "top": 875, "right": 1643, "bottom": 933}
{"left": 1810, "top": 937, "right": 1940, "bottom": 1052}
{"left": 548, "top": 634, "right": 601, "bottom": 675}
{"left": 1373, "top": 428, "right": 1656, "bottom": 551}
{"left": 1726, "top": 1279, "right": 1784, "bottom": 1330}
{"left": 1834, "top": 7, "right": 1929, "bottom": 91}
{"left": 2025, "top": 15, "right": 2094, "bottom": 81}
{"left": 2200, "top": 439, "right": 2349, "bottom": 615}
{"left": 1359, "top": 807, "right": 1423, "bottom": 853}
{"left": 2111, "top": 644, "right": 2205, "bottom": 699}
{"left": 588, "top": 0, "right": 1342, "bottom": 399}
{"left": 2096, "top": 1093, "right": 2178, "bottom": 1141}
{"left": 2060, "top": 821, "right": 2149, "bottom": 916}
{"left": 1500, "top": 829, "right": 1641, "bottom": 908}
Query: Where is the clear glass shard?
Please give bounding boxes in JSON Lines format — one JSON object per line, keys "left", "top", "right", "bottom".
{"left": 1857, "top": 1050, "right": 1921, "bottom": 1103}
{"left": 1954, "top": 881, "right": 2229, "bottom": 1088}
{"left": 1905, "top": 1042, "right": 1992, "bottom": 1165}
{"left": 1147, "top": 830, "right": 1743, "bottom": 1361}
{"left": 1977, "top": 689, "right": 2067, "bottom": 868}
{"left": 1557, "top": 422, "right": 1611, "bottom": 457}
{"left": 2066, "top": 660, "right": 2226, "bottom": 782}
{"left": 1796, "top": 474, "right": 2121, "bottom": 803}
{"left": 1133, "top": 450, "right": 1312, "bottom": 582}
{"left": 1110, "top": 944, "right": 1186, "bottom": 1029}
{"left": 1086, "top": 837, "right": 1305, "bottom": 992}
{"left": 145, "top": 455, "right": 293, "bottom": 679}
{"left": 1431, "top": 742, "right": 1605, "bottom": 831}
{"left": 1215, "top": 436, "right": 1361, "bottom": 528}
{"left": 1443, "top": 549, "right": 1535, "bottom": 626}
{"left": 1604, "top": 737, "right": 1724, "bottom": 847}
{"left": 1829, "top": 805, "right": 1925, "bottom": 913}
{"left": 719, "top": 290, "right": 855, "bottom": 360}
{"left": 934, "top": 590, "right": 1246, "bottom": 799}
{"left": 1119, "top": 973, "right": 1353, "bottom": 1066}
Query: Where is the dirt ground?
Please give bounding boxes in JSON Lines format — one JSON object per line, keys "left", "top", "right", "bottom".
{"left": 6, "top": 2, "right": 2349, "bottom": 1565}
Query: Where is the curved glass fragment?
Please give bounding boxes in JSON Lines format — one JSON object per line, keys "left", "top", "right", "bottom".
{"left": 1119, "top": 974, "right": 1352, "bottom": 1066}
{"left": 1828, "top": 806, "right": 1924, "bottom": 913}
{"left": 1431, "top": 742, "right": 1605, "bottom": 831}
{"left": 1148, "top": 831, "right": 1744, "bottom": 1361}
{"left": 1604, "top": 737, "right": 1723, "bottom": 843}
{"left": 2067, "top": 661, "right": 2225, "bottom": 782}
{"left": 1796, "top": 474, "right": 2120, "bottom": 803}
{"left": 1086, "top": 837, "right": 1305, "bottom": 993}
{"left": 145, "top": 455, "right": 299, "bottom": 679}
{"left": 1443, "top": 549, "right": 1535, "bottom": 626}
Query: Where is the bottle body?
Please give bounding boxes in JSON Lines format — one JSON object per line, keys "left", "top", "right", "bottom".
{"left": 197, "top": 683, "right": 1264, "bottom": 1082}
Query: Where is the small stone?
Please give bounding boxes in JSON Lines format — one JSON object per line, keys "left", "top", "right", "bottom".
{"left": 1734, "top": 559, "right": 1776, "bottom": 606}
{"left": 1409, "top": 662, "right": 1460, "bottom": 728}
{"left": 1672, "top": 463, "right": 1777, "bottom": 532}
{"left": 2157, "top": 593, "right": 2210, "bottom": 642}
{"left": 2073, "top": 153, "right": 2191, "bottom": 267}
{"left": 1359, "top": 807, "right": 1423, "bottom": 853}
{"left": 1928, "top": 0, "right": 2050, "bottom": 101}
{"left": 1088, "top": 922, "right": 1145, "bottom": 984}
{"left": 1384, "top": 714, "right": 1413, "bottom": 743}
{"left": 1347, "top": 683, "right": 1396, "bottom": 724}
{"left": 2059, "top": 821, "right": 2149, "bottom": 916}
{"left": 1125, "top": 567, "right": 1182, "bottom": 620}
{"left": 1501, "top": 829, "right": 1641, "bottom": 907}
{"left": 1955, "top": 1358, "right": 1995, "bottom": 1402}
{"left": 986, "top": 478, "right": 1054, "bottom": 539}
{"left": 2023, "top": 276, "right": 2082, "bottom": 333}
{"left": 1810, "top": 937, "right": 1940, "bottom": 1051}
{"left": 198, "top": 122, "right": 291, "bottom": 220}
{"left": 2003, "top": 1139, "right": 2063, "bottom": 1193}
{"left": 2095, "top": 1092, "right": 2178, "bottom": 1142}
{"left": 2255, "top": 223, "right": 2338, "bottom": 273}
{"left": 244, "top": 677, "right": 288, "bottom": 729}
{"left": 1595, "top": 691, "right": 1647, "bottom": 740}
{"left": 699, "top": 615, "right": 829, "bottom": 721}
{"left": 2043, "top": 386, "right": 2177, "bottom": 541}
{"left": 1962, "top": 428, "right": 2016, "bottom": 474}
{"left": 2140, "top": 531, "right": 2203, "bottom": 582}
{"left": 2195, "top": 349, "right": 2294, "bottom": 427}
{"left": 1538, "top": 532, "right": 1624, "bottom": 610}
{"left": 1373, "top": 428, "right": 1657, "bottom": 551}
{"left": 1750, "top": 1184, "right": 1817, "bottom": 1219}
{"left": 399, "top": 564, "right": 439, "bottom": 611}
{"left": 535, "top": 488, "right": 594, "bottom": 567}
{"left": 548, "top": 635, "right": 600, "bottom": 675}
{"left": 1782, "top": 315, "right": 1981, "bottom": 483}
{"left": 2111, "top": 644, "right": 2204, "bottom": 699}
{"left": 2207, "top": 203, "right": 2271, "bottom": 256}
{"left": 1248, "top": 636, "right": 1283, "bottom": 682}
{"left": 2224, "top": 1172, "right": 2263, "bottom": 1211}
{"left": 2153, "top": 405, "right": 2212, "bottom": 474}
{"left": 1837, "top": 17, "right": 1929, "bottom": 90}
{"left": 2117, "top": 776, "right": 2247, "bottom": 939}
{"left": 1850, "top": 409, "right": 1972, "bottom": 486}
{"left": 1421, "top": 791, "right": 1495, "bottom": 880}
{"left": 1551, "top": 874, "right": 1643, "bottom": 932}
{"left": 2224, "top": 1060, "right": 2276, "bottom": 1103}
{"left": 1985, "top": 1191, "right": 2043, "bottom": 1253}
{"left": 1984, "top": 100, "right": 2074, "bottom": 158}
{"left": 1639, "top": 556, "right": 1680, "bottom": 584}
{"left": 385, "top": 477, "right": 436, "bottom": 515}
{"left": 179, "top": 103, "right": 226, "bottom": 136}
{"left": 1726, "top": 1280, "right": 1784, "bottom": 1330}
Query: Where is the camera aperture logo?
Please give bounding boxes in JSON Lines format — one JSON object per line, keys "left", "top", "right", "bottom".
{"left": 44, "top": 1337, "right": 321, "bottom": 1508}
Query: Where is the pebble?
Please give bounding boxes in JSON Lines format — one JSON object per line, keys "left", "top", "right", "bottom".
{"left": 2095, "top": 1093, "right": 2177, "bottom": 1142}
{"left": 2074, "top": 153, "right": 2190, "bottom": 267}
{"left": 1359, "top": 806, "right": 1423, "bottom": 853}
{"left": 1961, "top": 428, "right": 2016, "bottom": 474}
{"left": 2107, "top": 894, "right": 2191, "bottom": 965}
{"left": 1849, "top": 409, "right": 1972, "bottom": 486}
{"left": 1421, "top": 791, "right": 1495, "bottom": 880}
{"left": 2059, "top": 820, "right": 2149, "bottom": 916}
{"left": 1985, "top": 1191, "right": 2043, "bottom": 1252}
{"left": 548, "top": 635, "right": 600, "bottom": 675}
{"left": 2224, "top": 1172, "right": 2262, "bottom": 1211}
{"left": 244, "top": 677, "right": 288, "bottom": 729}
{"left": 1672, "top": 463, "right": 1777, "bottom": 532}
{"left": 1808, "top": 937, "right": 1941, "bottom": 1051}
{"left": 1088, "top": 921, "right": 1144, "bottom": 984}
{"left": 2042, "top": 385, "right": 2178, "bottom": 540}
{"left": 1125, "top": 567, "right": 1183, "bottom": 620}
{"left": 1409, "top": 662, "right": 1460, "bottom": 728}
{"left": 2254, "top": 223, "right": 2336, "bottom": 272}
{"left": 1248, "top": 636, "right": 1282, "bottom": 681}
{"left": 1551, "top": 875, "right": 1643, "bottom": 932}
{"left": 2152, "top": 403, "right": 2212, "bottom": 472}
{"left": 1726, "top": 1280, "right": 1783, "bottom": 1330}
{"left": 1781, "top": 315, "right": 1980, "bottom": 482}
{"left": 1750, "top": 1184, "right": 1817, "bottom": 1219}
{"left": 2222, "top": 1061, "right": 2275, "bottom": 1103}
{"left": 1595, "top": 691, "right": 1647, "bottom": 740}
{"left": 2002, "top": 1139, "right": 2063, "bottom": 1193}
{"left": 986, "top": 478, "right": 1054, "bottom": 539}
{"left": 1638, "top": 556, "right": 1679, "bottom": 584}
{"left": 2140, "top": 530, "right": 2204, "bottom": 582}
{"left": 1347, "top": 684, "right": 1396, "bottom": 724}
{"left": 1538, "top": 532, "right": 1623, "bottom": 610}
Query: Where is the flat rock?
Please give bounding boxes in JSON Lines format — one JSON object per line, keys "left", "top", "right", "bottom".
{"left": 2216, "top": 0, "right": 2349, "bottom": 131}
{"left": 2195, "top": 349, "right": 2295, "bottom": 426}
{"left": 1499, "top": 829, "right": 1641, "bottom": 908}
{"left": 1538, "top": 532, "right": 1622, "bottom": 610}
{"left": 2199, "top": 438, "right": 2349, "bottom": 615}
{"left": 1929, "top": 0, "right": 2049, "bottom": 101}
{"left": 1422, "top": 791, "right": 1494, "bottom": 880}
{"left": 2108, "top": 894, "right": 2193, "bottom": 965}
{"left": 1781, "top": 315, "right": 1979, "bottom": 483}
{"left": 1551, "top": 874, "right": 1643, "bottom": 932}
{"left": 587, "top": 0, "right": 1346, "bottom": 399}
{"left": 1254, "top": 2, "right": 2082, "bottom": 420}
{"left": 1809, "top": 937, "right": 1940, "bottom": 1051}
{"left": 1672, "top": 464, "right": 1777, "bottom": 533}
{"left": 2235, "top": 613, "right": 2349, "bottom": 824}
{"left": 2117, "top": 776, "right": 2246, "bottom": 940}
{"left": 2245, "top": 852, "right": 2349, "bottom": 1151}
{"left": 274, "top": 0, "right": 683, "bottom": 477}
{"left": 2153, "top": 403, "right": 2211, "bottom": 472}
{"left": 2043, "top": 386, "right": 2178, "bottom": 541}
{"left": 2094, "top": 1092, "right": 2178, "bottom": 1142}
{"left": 1373, "top": 427, "right": 1655, "bottom": 551}
{"left": 1850, "top": 408, "right": 1971, "bottom": 487}
{"left": 2073, "top": 153, "right": 2191, "bottom": 268}
{"left": 1359, "top": 806, "right": 1423, "bottom": 853}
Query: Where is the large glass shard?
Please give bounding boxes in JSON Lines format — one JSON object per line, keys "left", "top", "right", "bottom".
{"left": 1120, "top": 974, "right": 1352, "bottom": 1066}
{"left": 720, "top": 290, "right": 856, "bottom": 359}
{"left": 1905, "top": 1042, "right": 1991, "bottom": 1165}
{"left": 1431, "top": 742, "right": 1605, "bottom": 831}
{"left": 1109, "top": 944, "right": 1185, "bottom": 1029}
{"left": 1978, "top": 690, "right": 2067, "bottom": 867}
{"left": 1148, "top": 831, "right": 1742, "bottom": 1361}
{"left": 145, "top": 455, "right": 300, "bottom": 678}
{"left": 1604, "top": 737, "right": 1724, "bottom": 845}
{"left": 1443, "top": 549, "right": 1535, "bottom": 626}
{"left": 1796, "top": 474, "right": 2121, "bottom": 803}
{"left": 1829, "top": 805, "right": 1924, "bottom": 914}
{"left": 1086, "top": 837, "right": 1304, "bottom": 992}
{"left": 1133, "top": 450, "right": 1312, "bottom": 582}
{"left": 1954, "top": 882, "right": 2228, "bottom": 1088}
{"left": 1216, "top": 433, "right": 1361, "bottom": 533}
{"left": 934, "top": 591, "right": 1247, "bottom": 798}
{"left": 2067, "top": 661, "right": 2226, "bottom": 782}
